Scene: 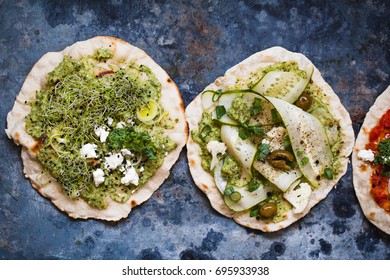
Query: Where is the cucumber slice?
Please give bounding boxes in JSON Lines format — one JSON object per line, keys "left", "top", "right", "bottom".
{"left": 220, "top": 125, "right": 257, "bottom": 185}
{"left": 136, "top": 100, "right": 159, "bottom": 123}
{"left": 224, "top": 183, "right": 271, "bottom": 212}
{"left": 265, "top": 97, "right": 332, "bottom": 188}
{"left": 214, "top": 160, "right": 227, "bottom": 193}
{"left": 201, "top": 91, "right": 216, "bottom": 110}
{"left": 252, "top": 160, "right": 302, "bottom": 192}
{"left": 252, "top": 67, "right": 313, "bottom": 103}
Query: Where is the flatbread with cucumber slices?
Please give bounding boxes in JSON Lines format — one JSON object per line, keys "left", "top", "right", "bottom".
{"left": 6, "top": 36, "right": 187, "bottom": 221}
{"left": 186, "top": 46, "right": 354, "bottom": 231}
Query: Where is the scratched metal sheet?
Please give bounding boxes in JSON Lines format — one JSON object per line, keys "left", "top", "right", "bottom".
{"left": 0, "top": 0, "right": 389, "bottom": 260}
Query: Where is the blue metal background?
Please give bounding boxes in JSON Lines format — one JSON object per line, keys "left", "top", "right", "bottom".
{"left": 0, "top": 0, "right": 389, "bottom": 260}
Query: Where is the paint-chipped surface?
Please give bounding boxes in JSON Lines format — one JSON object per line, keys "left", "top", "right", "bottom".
{"left": 1, "top": 0, "right": 389, "bottom": 260}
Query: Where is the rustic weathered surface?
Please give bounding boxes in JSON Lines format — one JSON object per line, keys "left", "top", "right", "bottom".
{"left": 0, "top": 0, "right": 389, "bottom": 259}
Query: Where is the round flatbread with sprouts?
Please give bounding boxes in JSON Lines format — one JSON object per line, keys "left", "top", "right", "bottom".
{"left": 186, "top": 46, "right": 354, "bottom": 231}
{"left": 6, "top": 36, "right": 187, "bottom": 221}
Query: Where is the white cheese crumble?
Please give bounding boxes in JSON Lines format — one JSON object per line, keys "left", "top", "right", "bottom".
{"left": 121, "top": 149, "right": 133, "bottom": 157}
{"left": 104, "top": 153, "right": 124, "bottom": 170}
{"left": 92, "top": 169, "right": 105, "bottom": 186}
{"left": 80, "top": 143, "right": 97, "bottom": 158}
{"left": 140, "top": 166, "right": 145, "bottom": 172}
{"left": 121, "top": 166, "right": 139, "bottom": 186}
{"left": 207, "top": 140, "right": 227, "bottom": 170}
{"left": 94, "top": 126, "right": 110, "bottom": 143}
{"left": 266, "top": 126, "right": 286, "bottom": 152}
{"left": 107, "top": 117, "right": 113, "bottom": 126}
{"left": 357, "top": 149, "right": 375, "bottom": 162}
{"left": 116, "top": 121, "right": 126, "bottom": 128}
{"left": 126, "top": 119, "right": 135, "bottom": 125}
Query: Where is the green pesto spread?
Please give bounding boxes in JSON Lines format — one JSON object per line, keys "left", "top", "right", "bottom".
{"left": 25, "top": 48, "right": 176, "bottom": 209}
{"left": 227, "top": 97, "right": 251, "bottom": 124}
{"left": 192, "top": 60, "right": 343, "bottom": 223}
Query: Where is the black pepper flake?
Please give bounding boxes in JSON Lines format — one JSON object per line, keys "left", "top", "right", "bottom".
{"left": 316, "top": 175, "right": 321, "bottom": 180}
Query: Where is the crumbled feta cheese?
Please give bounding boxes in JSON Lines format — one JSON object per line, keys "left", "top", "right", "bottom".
{"left": 357, "top": 149, "right": 375, "bottom": 162}
{"left": 266, "top": 126, "right": 286, "bottom": 152}
{"left": 80, "top": 143, "right": 97, "bottom": 158}
{"left": 207, "top": 140, "right": 227, "bottom": 170}
{"left": 92, "top": 169, "right": 105, "bottom": 186}
{"left": 121, "top": 166, "right": 139, "bottom": 186}
{"left": 126, "top": 119, "right": 135, "bottom": 125}
{"left": 140, "top": 166, "right": 145, "bottom": 172}
{"left": 107, "top": 117, "right": 113, "bottom": 126}
{"left": 283, "top": 182, "right": 312, "bottom": 214}
{"left": 261, "top": 138, "right": 270, "bottom": 145}
{"left": 116, "top": 121, "right": 126, "bottom": 128}
{"left": 104, "top": 153, "right": 124, "bottom": 170}
{"left": 94, "top": 126, "right": 110, "bottom": 143}
{"left": 121, "top": 149, "right": 133, "bottom": 157}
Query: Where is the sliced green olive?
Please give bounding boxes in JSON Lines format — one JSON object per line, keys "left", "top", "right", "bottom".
{"left": 259, "top": 202, "right": 277, "bottom": 218}
{"left": 294, "top": 92, "right": 312, "bottom": 111}
{"left": 269, "top": 149, "right": 294, "bottom": 171}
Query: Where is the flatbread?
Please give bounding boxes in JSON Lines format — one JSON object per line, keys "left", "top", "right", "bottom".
{"left": 186, "top": 46, "right": 354, "bottom": 231}
{"left": 352, "top": 86, "right": 390, "bottom": 234}
{"left": 5, "top": 36, "right": 187, "bottom": 221}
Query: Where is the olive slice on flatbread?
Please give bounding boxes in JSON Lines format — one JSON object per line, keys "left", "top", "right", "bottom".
{"left": 352, "top": 86, "right": 390, "bottom": 234}
{"left": 5, "top": 36, "right": 187, "bottom": 221}
{"left": 186, "top": 47, "right": 354, "bottom": 231}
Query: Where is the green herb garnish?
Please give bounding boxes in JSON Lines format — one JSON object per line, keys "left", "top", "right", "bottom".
{"left": 215, "top": 105, "right": 226, "bottom": 119}
{"left": 257, "top": 143, "right": 270, "bottom": 161}
{"left": 250, "top": 98, "right": 263, "bottom": 116}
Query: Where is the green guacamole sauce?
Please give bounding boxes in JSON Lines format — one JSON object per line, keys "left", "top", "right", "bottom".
{"left": 25, "top": 48, "right": 176, "bottom": 209}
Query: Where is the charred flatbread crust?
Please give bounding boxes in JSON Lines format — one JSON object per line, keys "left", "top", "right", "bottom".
{"left": 6, "top": 36, "right": 187, "bottom": 221}
{"left": 352, "top": 86, "right": 390, "bottom": 234}
{"left": 186, "top": 46, "right": 354, "bottom": 231}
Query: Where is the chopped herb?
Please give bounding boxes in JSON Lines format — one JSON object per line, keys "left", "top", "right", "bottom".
{"left": 301, "top": 157, "right": 309, "bottom": 166}
{"left": 283, "top": 135, "right": 291, "bottom": 150}
{"left": 324, "top": 167, "right": 334, "bottom": 180}
{"left": 250, "top": 98, "right": 263, "bottom": 116}
{"left": 238, "top": 124, "right": 264, "bottom": 140}
{"left": 224, "top": 186, "right": 234, "bottom": 196}
{"left": 296, "top": 149, "right": 304, "bottom": 156}
{"left": 250, "top": 205, "right": 260, "bottom": 217}
{"left": 247, "top": 181, "right": 260, "bottom": 192}
{"left": 271, "top": 108, "right": 281, "bottom": 123}
{"left": 374, "top": 139, "right": 390, "bottom": 166}
{"left": 257, "top": 143, "right": 270, "bottom": 161}
{"left": 215, "top": 105, "right": 226, "bottom": 119}
{"left": 200, "top": 125, "right": 211, "bottom": 139}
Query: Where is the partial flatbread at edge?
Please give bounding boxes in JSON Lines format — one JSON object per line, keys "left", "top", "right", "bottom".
{"left": 186, "top": 47, "right": 354, "bottom": 231}
{"left": 5, "top": 36, "right": 187, "bottom": 221}
{"left": 352, "top": 86, "right": 390, "bottom": 234}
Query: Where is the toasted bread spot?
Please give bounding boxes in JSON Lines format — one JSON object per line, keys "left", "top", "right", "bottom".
{"left": 189, "top": 159, "right": 196, "bottom": 167}
{"left": 130, "top": 200, "right": 137, "bottom": 207}
{"left": 167, "top": 78, "right": 172, "bottom": 83}
{"left": 359, "top": 164, "right": 368, "bottom": 172}
{"left": 14, "top": 132, "right": 20, "bottom": 142}
{"left": 30, "top": 140, "right": 42, "bottom": 154}
{"left": 369, "top": 212, "right": 376, "bottom": 218}
{"left": 201, "top": 183, "right": 208, "bottom": 191}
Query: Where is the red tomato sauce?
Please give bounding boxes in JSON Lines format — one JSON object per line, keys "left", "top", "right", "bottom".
{"left": 366, "top": 109, "right": 390, "bottom": 212}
